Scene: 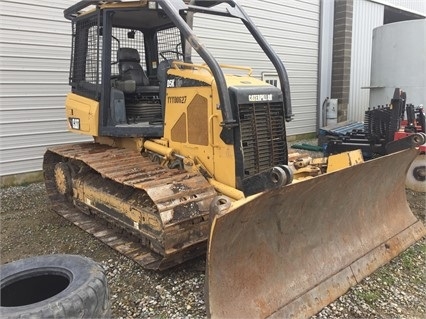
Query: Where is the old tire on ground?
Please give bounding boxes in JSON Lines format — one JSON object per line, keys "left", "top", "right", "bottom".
{"left": 0, "top": 254, "right": 110, "bottom": 318}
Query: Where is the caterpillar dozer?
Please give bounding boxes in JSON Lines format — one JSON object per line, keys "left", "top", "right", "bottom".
{"left": 43, "top": 0, "right": 426, "bottom": 317}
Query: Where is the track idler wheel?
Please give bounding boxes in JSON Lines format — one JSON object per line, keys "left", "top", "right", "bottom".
{"left": 54, "top": 162, "right": 73, "bottom": 197}
{"left": 406, "top": 154, "right": 426, "bottom": 192}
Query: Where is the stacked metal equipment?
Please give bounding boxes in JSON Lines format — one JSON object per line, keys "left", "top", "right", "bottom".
{"left": 404, "top": 104, "right": 426, "bottom": 134}
{"left": 326, "top": 89, "right": 424, "bottom": 158}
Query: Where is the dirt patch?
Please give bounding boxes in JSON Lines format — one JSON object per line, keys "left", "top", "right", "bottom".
{"left": 406, "top": 189, "right": 426, "bottom": 222}
{"left": 1, "top": 183, "right": 425, "bottom": 318}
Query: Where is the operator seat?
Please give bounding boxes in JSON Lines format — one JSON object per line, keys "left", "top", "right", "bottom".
{"left": 117, "top": 48, "right": 158, "bottom": 94}
{"left": 118, "top": 48, "right": 149, "bottom": 86}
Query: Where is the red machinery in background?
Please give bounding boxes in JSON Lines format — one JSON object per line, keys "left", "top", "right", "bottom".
{"left": 395, "top": 103, "right": 425, "bottom": 191}
{"left": 326, "top": 89, "right": 425, "bottom": 192}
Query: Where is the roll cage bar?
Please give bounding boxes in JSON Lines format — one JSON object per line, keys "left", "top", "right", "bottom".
{"left": 64, "top": 0, "right": 293, "bottom": 127}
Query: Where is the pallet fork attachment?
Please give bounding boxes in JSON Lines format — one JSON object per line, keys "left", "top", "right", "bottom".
{"left": 206, "top": 148, "right": 426, "bottom": 318}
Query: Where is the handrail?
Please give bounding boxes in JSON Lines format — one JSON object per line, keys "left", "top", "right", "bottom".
{"left": 173, "top": 61, "right": 252, "bottom": 76}
{"left": 215, "top": 64, "right": 253, "bottom": 76}
{"left": 171, "top": 61, "right": 213, "bottom": 75}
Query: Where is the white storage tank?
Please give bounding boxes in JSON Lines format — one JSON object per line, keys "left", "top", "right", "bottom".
{"left": 369, "top": 19, "right": 426, "bottom": 107}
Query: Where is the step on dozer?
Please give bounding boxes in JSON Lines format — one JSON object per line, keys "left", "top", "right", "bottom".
{"left": 206, "top": 148, "right": 426, "bottom": 318}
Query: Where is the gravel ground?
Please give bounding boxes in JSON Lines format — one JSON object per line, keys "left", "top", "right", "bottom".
{"left": 1, "top": 181, "right": 425, "bottom": 318}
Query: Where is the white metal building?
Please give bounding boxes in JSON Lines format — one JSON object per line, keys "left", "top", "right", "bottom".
{"left": 0, "top": 0, "right": 321, "bottom": 181}
{"left": 1, "top": 0, "right": 425, "bottom": 183}
{"left": 0, "top": 0, "right": 91, "bottom": 180}
{"left": 192, "top": 0, "right": 320, "bottom": 135}
{"left": 318, "top": 0, "right": 426, "bottom": 124}
{"left": 347, "top": 0, "right": 425, "bottom": 121}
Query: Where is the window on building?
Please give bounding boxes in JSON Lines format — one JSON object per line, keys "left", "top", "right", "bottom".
{"left": 261, "top": 73, "right": 280, "bottom": 87}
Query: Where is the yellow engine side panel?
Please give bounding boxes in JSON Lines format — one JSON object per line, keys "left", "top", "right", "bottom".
{"left": 65, "top": 93, "right": 99, "bottom": 136}
{"left": 164, "top": 64, "right": 272, "bottom": 189}
{"left": 164, "top": 85, "right": 237, "bottom": 188}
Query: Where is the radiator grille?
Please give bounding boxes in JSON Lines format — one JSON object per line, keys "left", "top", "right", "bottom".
{"left": 239, "top": 102, "right": 287, "bottom": 176}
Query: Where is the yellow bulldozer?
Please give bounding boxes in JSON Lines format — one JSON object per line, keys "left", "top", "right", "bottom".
{"left": 43, "top": 0, "right": 426, "bottom": 317}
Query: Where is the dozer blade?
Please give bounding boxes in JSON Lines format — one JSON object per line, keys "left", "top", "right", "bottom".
{"left": 206, "top": 148, "right": 426, "bottom": 319}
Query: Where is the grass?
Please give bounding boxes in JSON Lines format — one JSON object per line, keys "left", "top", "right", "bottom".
{"left": 355, "top": 290, "right": 380, "bottom": 305}
{"left": 400, "top": 242, "right": 425, "bottom": 272}
{"left": 377, "top": 270, "right": 396, "bottom": 286}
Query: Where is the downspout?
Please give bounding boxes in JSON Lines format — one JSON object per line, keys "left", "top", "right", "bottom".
{"left": 317, "top": 0, "right": 323, "bottom": 134}
{"left": 318, "top": 0, "right": 335, "bottom": 131}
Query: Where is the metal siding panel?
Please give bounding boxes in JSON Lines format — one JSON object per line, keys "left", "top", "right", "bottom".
{"left": 348, "top": 0, "right": 384, "bottom": 122}
{"left": 0, "top": 132, "right": 82, "bottom": 151}
{"left": 1, "top": 29, "right": 70, "bottom": 47}
{"left": 1, "top": 84, "right": 70, "bottom": 96}
{"left": 0, "top": 147, "right": 47, "bottom": 164}
{"left": 1, "top": 70, "right": 69, "bottom": 82}
{"left": 2, "top": 158, "right": 46, "bottom": 175}
{"left": 2, "top": 0, "right": 68, "bottom": 8}
{"left": 1, "top": 109, "right": 67, "bottom": 122}
{"left": 0, "top": 96, "right": 67, "bottom": 109}
{"left": 0, "top": 120, "right": 69, "bottom": 135}
{"left": 1, "top": 139, "right": 87, "bottom": 175}
{"left": 0, "top": 0, "right": 90, "bottom": 176}
{"left": 0, "top": 43, "right": 71, "bottom": 58}
{"left": 1, "top": 56, "right": 69, "bottom": 70}
{"left": 243, "top": 0, "right": 320, "bottom": 136}
{"left": 1, "top": 15, "right": 69, "bottom": 34}
{"left": 1, "top": 1, "right": 69, "bottom": 18}
{"left": 192, "top": 0, "right": 320, "bottom": 136}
